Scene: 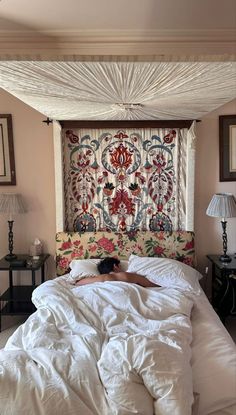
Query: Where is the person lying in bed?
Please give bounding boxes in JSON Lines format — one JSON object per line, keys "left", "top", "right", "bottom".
{"left": 75, "top": 257, "right": 160, "bottom": 288}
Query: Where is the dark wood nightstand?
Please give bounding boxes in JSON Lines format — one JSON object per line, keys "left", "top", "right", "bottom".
{"left": 207, "top": 254, "right": 236, "bottom": 323}
{"left": 0, "top": 254, "right": 50, "bottom": 331}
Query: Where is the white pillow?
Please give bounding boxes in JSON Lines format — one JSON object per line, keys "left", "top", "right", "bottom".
{"left": 68, "top": 258, "right": 100, "bottom": 281}
{"left": 127, "top": 255, "right": 202, "bottom": 294}
{"left": 68, "top": 258, "right": 129, "bottom": 282}
{"left": 119, "top": 260, "right": 129, "bottom": 272}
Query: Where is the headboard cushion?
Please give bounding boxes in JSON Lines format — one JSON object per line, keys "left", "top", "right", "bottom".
{"left": 56, "top": 230, "right": 195, "bottom": 276}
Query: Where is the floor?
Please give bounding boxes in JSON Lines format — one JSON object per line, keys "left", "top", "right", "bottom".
{"left": 0, "top": 316, "right": 27, "bottom": 348}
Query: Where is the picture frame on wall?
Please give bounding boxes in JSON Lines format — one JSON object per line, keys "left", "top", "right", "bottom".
{"left": 219, "top": 115, "right": 236, "bottom": 182}
{"left": 0, "top": 114, "right": 16, "bottom": 185}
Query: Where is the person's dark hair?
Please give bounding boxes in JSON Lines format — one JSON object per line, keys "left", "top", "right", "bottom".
{"left": 97, "top": 257, "right": 120, "bottom": 274}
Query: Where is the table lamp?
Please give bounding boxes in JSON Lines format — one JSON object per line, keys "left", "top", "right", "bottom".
{"left": 0, "top": 193, "right": 26, "bottom": 261}
{"left": 206, "top": 193, "right": 236, "bottom": 262}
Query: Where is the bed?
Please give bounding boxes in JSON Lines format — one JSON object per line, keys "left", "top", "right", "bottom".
{"left": 0, "top": 230, "right": 235, "bottom": 415}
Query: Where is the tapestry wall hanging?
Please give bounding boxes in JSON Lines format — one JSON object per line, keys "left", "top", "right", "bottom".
{"left": 62, "top": 126, "right": 195, "bottom": 232}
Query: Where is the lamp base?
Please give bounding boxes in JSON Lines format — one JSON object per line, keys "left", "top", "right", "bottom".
{"left": 5, "top": 253, "right": 17, "bottom": 261}
{"left": 219, "top": 254, "right": 232, "bottom": 263}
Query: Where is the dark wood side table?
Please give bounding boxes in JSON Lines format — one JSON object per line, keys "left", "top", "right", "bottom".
{"left": 0, "top": 254, "right": 50, "bottom": 331}
{"left": 207, "top": 254, "right": 236, "bottom": 323}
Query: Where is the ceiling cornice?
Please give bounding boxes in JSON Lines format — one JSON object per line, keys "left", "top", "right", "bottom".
{"left": 0, "top": 29, "right": 235, "bottom": 60}
{"left": 1, "top": 28, "right": 236, "bottom": 40}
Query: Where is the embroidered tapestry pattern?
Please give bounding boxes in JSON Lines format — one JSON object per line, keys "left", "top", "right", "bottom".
{"left": 63, "top": 128, "right": 188, "bottom": 232}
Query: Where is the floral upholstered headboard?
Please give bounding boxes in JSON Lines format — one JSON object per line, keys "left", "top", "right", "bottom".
{"left": 56, "top": 230, "right": 195, "bottom": 275}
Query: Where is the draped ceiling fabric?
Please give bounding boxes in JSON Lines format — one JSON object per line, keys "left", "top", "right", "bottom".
{"left": 62, "top": 124, "right": 196, "bottom": 233}
{"left": 0, "top": 61, "right": 236, "bottom": 120}
{"left": 0, "top": 59, "right": 233, "bottom": 233}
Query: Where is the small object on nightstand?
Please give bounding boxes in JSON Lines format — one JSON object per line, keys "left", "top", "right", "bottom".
{"left": 26, "top": 258, "right": 33, "bottom": 267}
{"left": 29, "top": 238, "right": 43, "bottom": 257}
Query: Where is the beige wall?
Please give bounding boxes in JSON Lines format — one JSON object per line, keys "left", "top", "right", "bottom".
{"left": 0, "top": 89, "right": 56, "bottom": 292}
{"left": 0, "top": 88, "right": 236, "bottom": 295}
{"left": 195, "top": 99, "right": 236, "bottom": 281}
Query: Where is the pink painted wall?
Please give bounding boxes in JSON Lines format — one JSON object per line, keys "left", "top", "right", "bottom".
{"left": 0, "top": 89, "right": 56, "bottom": 292}
{"left": 0, "top": 88, "right": 235, "bottom": 295}
{"left": 195, "top": 99, "right": 236, "bottom": 283}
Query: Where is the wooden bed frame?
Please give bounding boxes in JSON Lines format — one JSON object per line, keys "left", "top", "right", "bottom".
{"left": 55, "top": 230, "right": 195, "bottom": 275}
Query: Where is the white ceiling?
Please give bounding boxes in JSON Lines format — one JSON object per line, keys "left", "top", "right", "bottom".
{"left": 0, "top": 0, "right": 235, "bottom": 120}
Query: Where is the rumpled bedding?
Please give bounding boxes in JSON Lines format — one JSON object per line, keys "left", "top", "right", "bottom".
{"left": 0, "top": 277, "right": 194, "bottom": 415}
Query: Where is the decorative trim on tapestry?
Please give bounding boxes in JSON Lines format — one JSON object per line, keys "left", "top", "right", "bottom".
{"left": 53, "top": 121, "right": 65, "bottom": 232}
{"left": 61, "top": 124, "right": 195, "bottom": 233}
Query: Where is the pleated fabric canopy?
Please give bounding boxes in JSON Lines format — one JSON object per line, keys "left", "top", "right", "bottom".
{"left": 0, "top": 60, "right": 235, "bottom": 120}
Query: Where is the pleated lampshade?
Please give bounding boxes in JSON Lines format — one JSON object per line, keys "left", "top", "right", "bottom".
{"left": 0, "top": 193, "right": 26, "bottom": 215}
{"left": 206, "top": 193, "right": 236, "bottom": 219}
{"left": 0, "top": 193, "right": 26, "bottom": 260}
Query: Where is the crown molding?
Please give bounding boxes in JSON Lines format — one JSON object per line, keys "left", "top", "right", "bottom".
{"left": 0, "top": 29, "right": 235, "bottom": 60}
{"left": 1, "top": 28, "right": 236, "bottom": 41}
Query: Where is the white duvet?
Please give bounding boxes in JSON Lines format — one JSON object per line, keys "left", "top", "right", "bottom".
{"left": 0, "top": 277, "right": 194, "bottom": 415}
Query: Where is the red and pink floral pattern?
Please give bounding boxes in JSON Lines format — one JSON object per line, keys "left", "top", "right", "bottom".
{"left": 56, "top": 230, "right": 195, "bottom": 275}
{"left": 63, "top": 127, "right": 188, "bottom": 233}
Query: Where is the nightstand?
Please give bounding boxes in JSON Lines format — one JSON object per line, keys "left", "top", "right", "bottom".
{"left": 0, "top": 254, "right": 50, "bottom": 331}
{"left": 207, "top": 254, "right": 236, "bottom": 323}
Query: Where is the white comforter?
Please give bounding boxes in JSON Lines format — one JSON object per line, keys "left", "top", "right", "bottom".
{"left": 0, "top": 278, "right": 194, "bottom": 415}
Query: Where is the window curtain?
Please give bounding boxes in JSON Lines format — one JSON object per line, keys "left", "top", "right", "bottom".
{"left": 61, "top": 124, "right": 196, "bottom": 232}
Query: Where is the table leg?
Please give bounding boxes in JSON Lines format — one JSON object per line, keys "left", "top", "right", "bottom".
{"left": 41, "top": 264, "right": 45, "bottom": 283}
{"left": 9, "top": 269, "right": 13, "bottom": 313}
{"left": 211, "top": 263, "right": 215, "bottom": 303}
{"left": 32, "top": 270, "right": 36, "bottom": 286}
{"left": 9, "top": 269, "right": 13, "bottom": 289}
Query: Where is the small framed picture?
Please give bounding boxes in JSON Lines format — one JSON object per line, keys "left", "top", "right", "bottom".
{"left": 219, "top": 115, "right": 236, "bottom": 182}
{"left": 0, "top": 114, "right": 16, "bottom": 185}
